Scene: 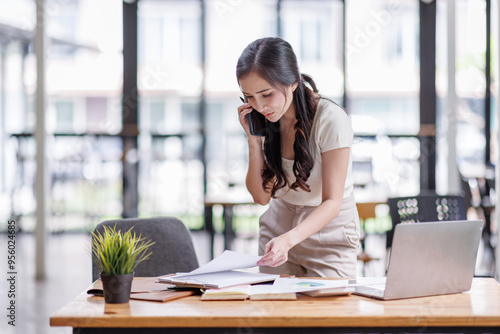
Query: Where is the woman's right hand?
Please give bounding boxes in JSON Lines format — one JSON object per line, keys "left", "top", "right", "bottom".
{"left": 237, "top": 101, "right": 254, "bottom": 137}
{"left": 239, "top": 100, "right": 270, "bottom": 205}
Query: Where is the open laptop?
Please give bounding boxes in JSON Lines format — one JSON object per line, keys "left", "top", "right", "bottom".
{"left": 354, "top": 220, "right": 483, "bottom": 300}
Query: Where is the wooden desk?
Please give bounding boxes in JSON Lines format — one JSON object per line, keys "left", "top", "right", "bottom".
{"left": 50, "top": 278, "right": 500, "bottom": 334}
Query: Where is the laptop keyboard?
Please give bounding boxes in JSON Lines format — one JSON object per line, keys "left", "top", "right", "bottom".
{"left": 355, "top": 286, "right": 385, "bottom": 298}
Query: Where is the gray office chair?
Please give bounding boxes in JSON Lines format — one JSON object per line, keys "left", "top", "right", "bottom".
{"left": 92, "top": 216, "right": 199, "bottom": 282}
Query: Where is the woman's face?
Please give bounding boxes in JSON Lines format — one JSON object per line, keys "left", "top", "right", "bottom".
{"left": 239, "top": 71, "right": 297, "bottom": 123}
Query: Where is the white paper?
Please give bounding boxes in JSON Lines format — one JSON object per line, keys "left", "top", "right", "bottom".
{"left": 175, "top": 250, "right": 262, "bottom": 277}
{"left": 158, "top": 251, "right": 278, "bottom": 288}
{"left": 166, "top": 270, "right": 278, "bottom": 288}
{"left": 249, "top": 284, "right": 293, "bottom": 295}
{"left": 203, "top": 285, "right": 253, "bottom": 295}
{"left": 347, "top": 277, "right": 387, "bottom": 287}
{"left": 272, "top": 277, "right": 350, "bottom": 293}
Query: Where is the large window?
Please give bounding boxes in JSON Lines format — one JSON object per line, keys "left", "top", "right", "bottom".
{"left": 281, "top": 0, "right": 344, "bottom": 100}
{"left": 138, "top": 1, "right": 204, "bottom": 227}
{"left": 347, "top": 0, "right": 419, "bottom": 135}
{"left": 0, "top": 0, "right": 123, "bottom": 232}
{"left": 346, "top": 0, "right": 420, "bottom": 199}
{"left": 434, "top": 0, "right": 498, "bottom": 202}
{"left": 0, "top": 0, "right": 495, "bottom": 232}
{"left": 493, "top": 1, "right": 499, "bottom": 166}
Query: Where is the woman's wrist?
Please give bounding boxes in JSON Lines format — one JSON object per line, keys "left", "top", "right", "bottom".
{"left": 286, "top": 229, "right": 303, "bottom": 249}
{"left": 247, "top": 136, "right": 262, "bottom": 149}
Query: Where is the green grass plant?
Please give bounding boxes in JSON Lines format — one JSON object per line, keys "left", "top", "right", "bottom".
{"left": 91, "top": 224, "right": 155, "bottom": 275}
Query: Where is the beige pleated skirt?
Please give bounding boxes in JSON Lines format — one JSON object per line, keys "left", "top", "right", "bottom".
{"left": 259, "top": 194, "right": 360, "bottom": 278}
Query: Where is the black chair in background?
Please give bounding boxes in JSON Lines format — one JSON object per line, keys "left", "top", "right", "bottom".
{"left": 92, "top": 217, "right": 199, "bottom": 282}
{"left": 386, "top": 194, "right": 468, "bottom": 250}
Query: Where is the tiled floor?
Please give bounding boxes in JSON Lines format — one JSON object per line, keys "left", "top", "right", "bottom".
{"left": 0, "top": 229, "right": 494, "bottom": 334}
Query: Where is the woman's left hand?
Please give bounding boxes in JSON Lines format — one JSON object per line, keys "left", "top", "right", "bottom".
{"left": 257, "top": 233, "right": 295, "bottom": 267}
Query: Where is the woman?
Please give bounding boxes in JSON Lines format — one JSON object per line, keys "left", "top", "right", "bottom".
{"left": 236, "top": 37, "right": 360, "bottom": 278}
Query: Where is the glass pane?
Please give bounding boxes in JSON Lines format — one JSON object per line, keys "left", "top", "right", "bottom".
{"left": 0, "top": 0, "right": 36, "bottom": 134}
{"left": 492, "top": 1, "right": 499, "bottom": 169}
{"left": 138, "top": 1, "right": 204, "bottom": 225}
{"left": 436, "top": 0, "right": 488, "bottom": 177}
{"left": 54, "top": 101, "right": 74, "bottom": 132}
{"left": 346, "top": 0, "right": 419, "bottom": 135}
{"left": 455, "top": 0, "right": 487, "bottom": 172}
{"left": 346, "top": 0, "right": 420, "bottom": 199}
{"left": 138, "top": 0, "right": 202, "bottom": 95}
{"left": 45, "top": 0, "right": 123, "bottom": 135}
{"left": 1, "top": 0, "right": 124, "bottom": 232}
{"left": 281, "top": 0, "right": 344, "bottom": 100}
{"left": 0, "top": 0, "right": 35, "bottom": 227}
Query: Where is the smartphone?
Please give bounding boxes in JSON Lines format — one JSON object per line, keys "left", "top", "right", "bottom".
{"left": 240, "top": 97, "right": 267, "bottom": 137}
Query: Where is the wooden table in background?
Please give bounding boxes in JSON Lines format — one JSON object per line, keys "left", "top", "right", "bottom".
{"left": 50, "top": 277, "right": 500, "bottom": 334}
{"left": 204, "top": 197, "right": 256, "bottom": 258}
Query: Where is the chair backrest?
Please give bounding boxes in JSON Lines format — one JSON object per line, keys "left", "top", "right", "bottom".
{"left": 92, "top": 216, "right": 199, "bottom": 282}
{"left": 386, "top": 194, "right": 467, "bottom": 249}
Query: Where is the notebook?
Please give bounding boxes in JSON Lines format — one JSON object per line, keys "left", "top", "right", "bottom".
{"left": 201, "top": 284, "right": 297, "bottom": 301}
{"left": 354, "top": 220, "right": 483, "bottom": 300}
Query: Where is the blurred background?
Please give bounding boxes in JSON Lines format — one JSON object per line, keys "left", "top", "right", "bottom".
{"left": 0, "top": 0, "right": 499, "bottom": 333}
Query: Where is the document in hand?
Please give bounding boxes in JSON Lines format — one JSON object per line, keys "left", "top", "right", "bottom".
{"left": 157, "top": 250, "right": 280, "bottom": 288}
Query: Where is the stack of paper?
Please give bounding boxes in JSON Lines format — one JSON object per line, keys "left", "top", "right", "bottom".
{"left": 158, "top": 250, "right": 280, "bottom": 288}
{"left": 272, "top": 277, "right": 353, "bottom": 297}
{"left": 200, "top": 277, "right": 354, "bottom": 300}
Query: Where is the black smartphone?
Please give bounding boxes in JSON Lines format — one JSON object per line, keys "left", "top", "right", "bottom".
{"left": 240, "top": 97, "right": 267, "bottom": 137}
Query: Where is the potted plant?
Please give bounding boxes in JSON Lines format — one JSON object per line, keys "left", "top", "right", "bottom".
{"left": 91, "top": 224, "right": 155, "bottom": 303}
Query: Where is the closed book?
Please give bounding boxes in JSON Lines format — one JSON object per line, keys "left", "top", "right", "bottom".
{"left": 201, "top": 284, "right": 297, "bottom": 301}
{"left": 248, "top": 285, "right": 297, "bottom": 300}
{"left": 201, "top": 285, "right": 252, "bottom": 300}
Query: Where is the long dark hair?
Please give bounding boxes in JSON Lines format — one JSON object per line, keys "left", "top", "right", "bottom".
{"left": 236, "top": 37, "right": 318, "bottom": 197}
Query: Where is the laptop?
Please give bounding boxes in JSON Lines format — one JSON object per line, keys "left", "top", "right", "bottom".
{"left": 354, "top": 220, "right": 483, "bottom": 300}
